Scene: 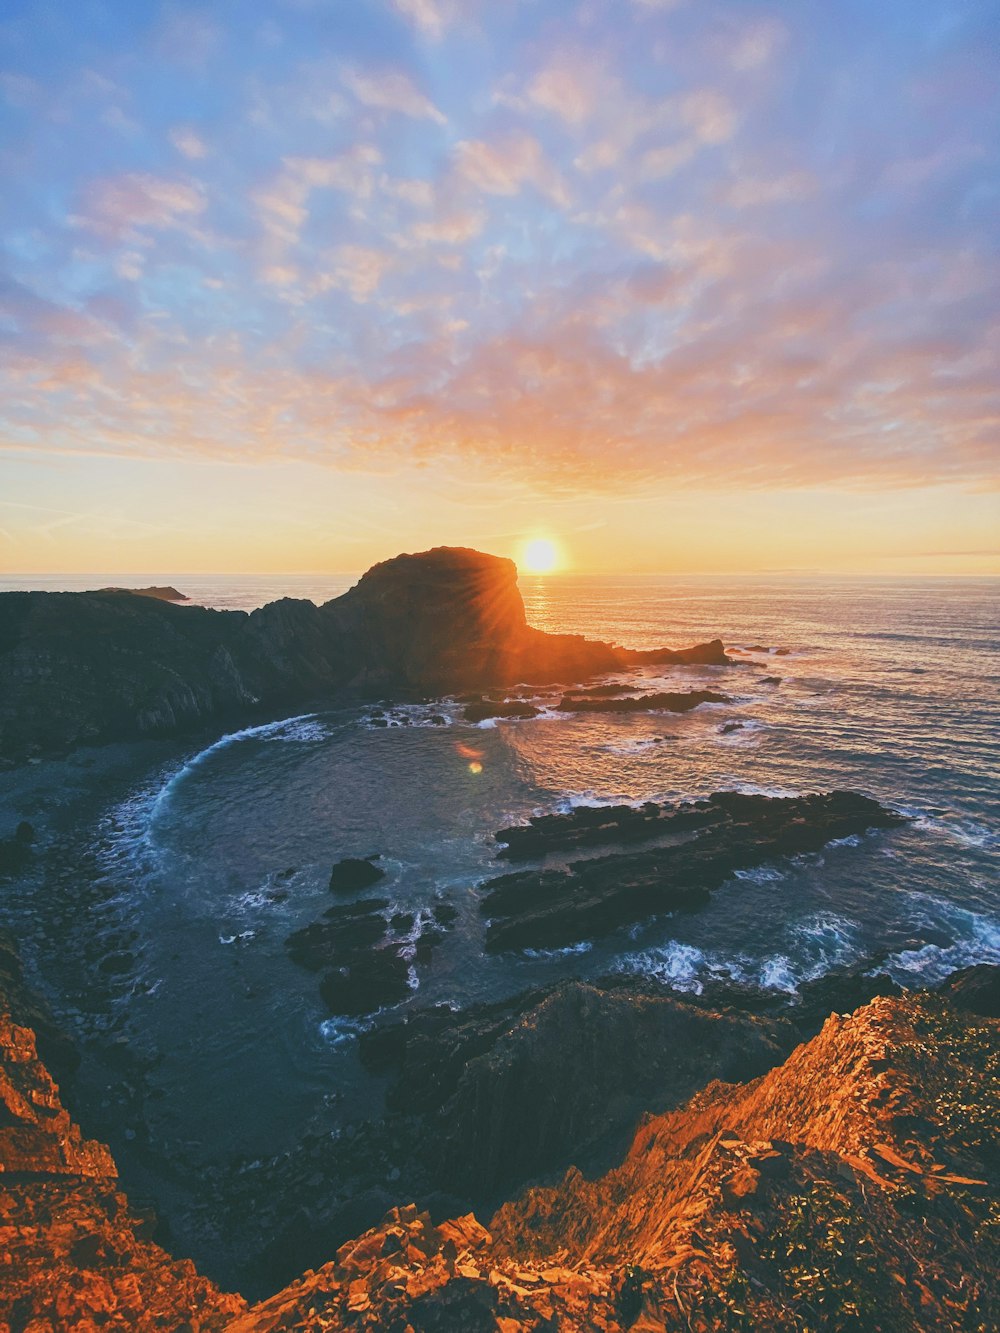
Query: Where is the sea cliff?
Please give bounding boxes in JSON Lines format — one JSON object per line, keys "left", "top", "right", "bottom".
{"left": 0, "top": 548, "right": 728, "bottom": 762}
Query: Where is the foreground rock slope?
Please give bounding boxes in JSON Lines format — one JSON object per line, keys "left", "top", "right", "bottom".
{"left": 0, "top": 548, "right": 730, "bottom": 761}
{"left": 1, "top": 979, "right": 996, "bottom": 1330}
{"left": 233, "top": 989, "right": 1000, "bottom": 1331}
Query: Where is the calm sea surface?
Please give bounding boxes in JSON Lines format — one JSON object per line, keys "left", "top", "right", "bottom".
{"left": 1, "top": 571, "right": 997, "bottom": 1274}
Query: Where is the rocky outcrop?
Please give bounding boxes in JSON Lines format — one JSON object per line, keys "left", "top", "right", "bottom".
{"left": 0, "top": 1013, "right": 244, "bottom": 1329}
{"left": 232, "top": 990, "right": 999, "bottom": 1330}
{"left": 365, "top": 981, "right": 797, "bottom": 1197}
{"left": 0, "top": 548, "right": 733, "bottom": 761}
{"left": 285, "top": 898, "right": 454, "bottom": 1017}
{"left": 480, "top": 791, "right": 906, "bottom": 953}
{"left": 97, "top": 585, "right": 190, "bottom": 601}
{"left": 329, "top": 856, "right": 386, "bottom": 895}
{"left": 2, "top": 977, "right": 996, "bottom": 1330}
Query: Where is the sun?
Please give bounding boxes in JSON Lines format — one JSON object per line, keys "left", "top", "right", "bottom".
{"left": 520, "top": 537, "right": 561, "bottom": 575}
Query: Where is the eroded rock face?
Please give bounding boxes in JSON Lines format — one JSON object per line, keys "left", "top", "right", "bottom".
{"left": 365, "top": 981, "right": 797, "bottom": 1197}
{"left": 0, "top": 547, "right": 735, "bottom": 760}
{"left": 481, "top": 791, "right": 906, "bottom": 953}
{"left": 0, "top": 1013, "right": 244, "bottom": 1330}
{"left": 231, "top": 992, "right": 1000, "bottom": 1331}
{"left": 2, "top": 976, "right": 997, "bottom": 1330}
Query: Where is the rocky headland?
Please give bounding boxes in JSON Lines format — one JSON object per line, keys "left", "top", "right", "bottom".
{"left": 0, "top": 548, "right": 731, "bottom": 762}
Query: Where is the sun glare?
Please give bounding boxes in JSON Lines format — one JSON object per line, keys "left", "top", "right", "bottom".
{"left": 520, "top": 538, "right": 560, "bottom": 575}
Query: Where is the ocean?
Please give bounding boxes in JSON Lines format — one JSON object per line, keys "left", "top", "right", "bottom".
{"left": 1, "top": 571, "right": 997, "bottom": 1284}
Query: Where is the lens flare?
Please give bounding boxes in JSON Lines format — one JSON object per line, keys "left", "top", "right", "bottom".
{"left": 468, "top": 761, "right": 483, "bottom": 774}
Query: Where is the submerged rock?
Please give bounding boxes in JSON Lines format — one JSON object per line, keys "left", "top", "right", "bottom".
{"left": 328, "top": 855, "right": 385, "bottom": 895}
{"left": 482, "top": 791, "right": 906, "bottom": 952}
{"left": 0, "top": 820, "right": 34, "bottom": 875}
{"left": 556, "top": 688, "right": 728, "bottom": 714}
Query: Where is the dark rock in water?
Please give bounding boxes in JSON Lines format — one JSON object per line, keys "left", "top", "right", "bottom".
{"left": 463, "top": 700, "right": 541, "bottom": 723}
{"left": 482, "top": 791, "right": 906, "bottom": 953}
{"left": 0, "top": 547, "right": 736, "bottom": 761}
{"left": 624, "top": 636, "right": 730, "bottom": 667}
{"left": 719, "top": 720, "right": 744, "bottom": 734}
{"left": 319, "top": 949, "right": 412, "bottom": 1017}
{"left": 328, "top": 855, "right": 385, "bottom": 895}
{"left": 0, "top": 821, "right": 34, "bottom": 875}
{"left": 556, "top": 689, "right": 728, "bottom": 714}
{"left": 495, "top": 800, "right": 713, "bottom": 860}
{"left": 286, "top": 900, "right": 391, "bottom": 972}
{"left": 761, "top": 674, "right": 782, "bottom": 685}
{"left": 774, "top": 646, "right": 791, "bottom": 656}
{"left": 428, "top": 714, "right": 446, "bottom": 725}
{"left": 565, "top": 682, "right": 641, "bottom": 697}
{"left": 937, "top": 964, "right": 1000, "bottom": 1018}
{"left": 286, "top": 895, "right": 451, "bottom": 1016}
{"left": 745, "top": 644, "right": 770, "bottom": 653}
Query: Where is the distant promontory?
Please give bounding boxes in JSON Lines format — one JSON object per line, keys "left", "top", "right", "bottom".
{"left": 0, "top": 548, "right": 729, "bottom": 761}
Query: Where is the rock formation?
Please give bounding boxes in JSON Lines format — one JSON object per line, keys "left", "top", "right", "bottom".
{"left": 480, "top": 791, "right": 906, "bottom": 953}
{"left": 0, "top": 548, "right": 732, "bottom": 761}
{"left": 96, "top": 585, "right": 190, "bottom": 602}
{"left": 0, "top": 1013, "right": 245, "bottom": 1329}
{"left": 1, "top": 962, "right": 997, "bottom": 1330}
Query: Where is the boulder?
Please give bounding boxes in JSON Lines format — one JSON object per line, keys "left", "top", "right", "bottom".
{"left": 329, "top": 855, "right": 385, "bottom": 895}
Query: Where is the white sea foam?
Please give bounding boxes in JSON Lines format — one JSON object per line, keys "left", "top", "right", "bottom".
{"left": 615, "top": 913, "right": 862, "bottom": 996}
{"left": 884, "top": 894, "right": 1000, "bottom": 985}
{"left": 907, "top": 812, "right": 999, "bottom": 851}
{"left": 731, "top": 866, "right": 785, "bottom": 884}
{"left": 522, "top": 941, "right": 594, "bottom": 959}
{"left": 319, "top": 1015, "right": 374, "bottom": 1047}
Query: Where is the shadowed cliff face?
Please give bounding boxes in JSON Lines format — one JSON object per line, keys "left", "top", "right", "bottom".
{"left": 0, "top": 547, "right": 728, "bottom": 760}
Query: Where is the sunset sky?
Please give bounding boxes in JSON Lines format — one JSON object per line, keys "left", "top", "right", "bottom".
{"left": 1, "top": 0, "right": 998, "bottom": 576}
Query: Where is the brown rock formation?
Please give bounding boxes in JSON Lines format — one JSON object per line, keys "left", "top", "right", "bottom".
{"left": 0, "top": 1013, "right": 244, "bottom": 1329}
{"left": 232, "top": 991, "right": 998, "bottom": 1330}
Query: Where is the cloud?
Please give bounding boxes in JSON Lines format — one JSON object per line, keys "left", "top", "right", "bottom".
{"left": 75, "top": 173, "right": 206, "bottom": 240}
{"left": 526, "top": 55, "right": 605, "bottom": 126}
{"left": 254, "top": 147, "right": 383, "bottom": 246}
{"left": 680, "top": 90, "right": 737, "bottom": 144}
{"left": 342, "top": 66, "right": 446, "bottom": 124}
{"left": 728, "top": 18, "right": 787, "bottom": 71}
{"left": 455, "top": 133, "right": 571, "bottom": 207}
{"left": 169, "top": 126, "right": 209, "bottom": 159}
{"left": 393, "top": 0, "right": 449, "bottom": 40}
